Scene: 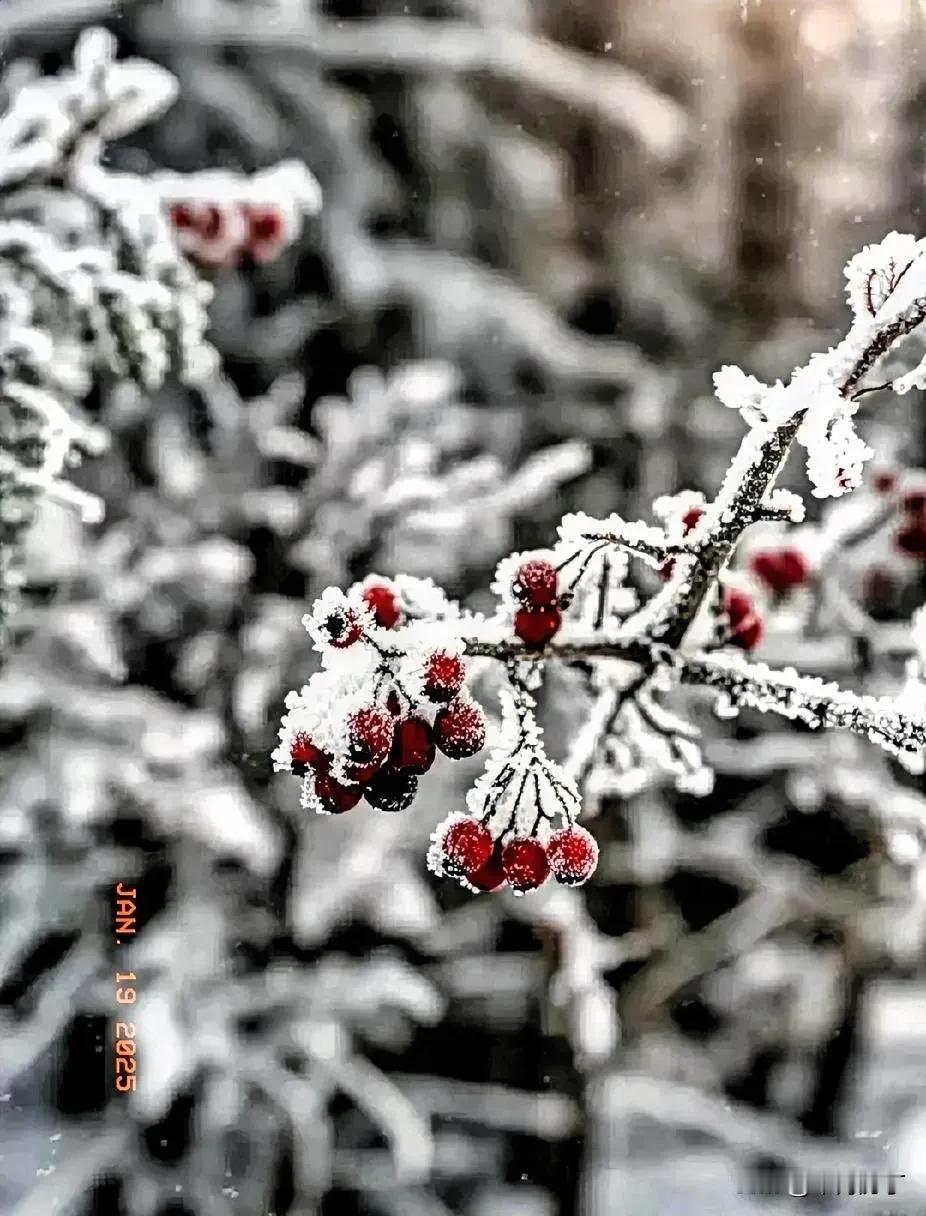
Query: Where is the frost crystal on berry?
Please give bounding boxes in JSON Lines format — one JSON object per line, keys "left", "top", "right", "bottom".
{"left": 434, "top": 698, "right": 487, "bottom": 759}
{"left": 501, "top": 837, "right": 550, "bottom": 893}
{"left": 547, "top": 825, "right": 599, "bottom": 886}
{"left": 364, "top": 768, "right": 418, "bottom": 813}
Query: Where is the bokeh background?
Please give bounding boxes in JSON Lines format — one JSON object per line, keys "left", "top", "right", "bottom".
{"left": 4, "top": 0, "right": 926, "bottom": 1213}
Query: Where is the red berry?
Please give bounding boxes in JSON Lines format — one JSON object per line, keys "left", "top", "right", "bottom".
{"left": 682, "top": 506, "right": 704, "bottom": 534}
{"left": 348, "top": 706, "right": 395, "bottom": 766}
{"left": 512, "top": 559, "right": 559, "bottom": 609}
{"left": 322, "top": 607, "right": 363, "bottom": 648}
{"left": 749, "top": 548, "right": 810, "bottom": 595}
{"left": 514, "top": 607, "right": 561, "bottom": 648}
{"left": 501, "top": 837, "right": 550, "bottom": 893}
{"left": 547, "top": 825, "right": 599, "bottom": 887}
{"left": 198, "top": 205, "right": 225, "bottom": 241}
{"left": 290, "top": 732, "right": 329, "bottom": 774}
{"left": 385, "top": 691, "right": 403, "bottom": 717}
{"left": 245, "top": 205, "right": 287, "bottom": 262}
{"left": 342, "top": 760, "right": 383, "bottom": 784}
{"left": 423, "top": 651, "right": 466, "bottom": 703}
{"left": 873, "top": 470, "right": 897, "bottom": 494}
{"left": 170, "top": 202, "right": 197, "bottom": 230}
{"left": 314, "top": 771, "right": 363, "bottom": 814}
{"left": 902, "top": 491, "right": 926, "bottom": 516}
{"left": 467, "top": 848, "right": 508, "bottom": 892}
{"left": 364, "top": 767, "right": 418, "bottom": 813}
{"left": 723, "top": 587, "right": 763, "bottom": 651}
{"left": 362, "top": 582, "right": 402, "bottom": 629}
{"left": 896, "top": 521, "right": 926, "bottom": 558}
{"left": 390, "top": 717, "right": 436, "bottom": 775}
{"left": 440, "top": 818, "right": 494, "bottom": 877}
{"left": 434, "top": 699, "right": 486, "bottom": 759}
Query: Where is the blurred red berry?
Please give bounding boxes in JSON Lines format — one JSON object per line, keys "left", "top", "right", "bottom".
{"left": 389, "top": 716, "right": 436, "bottom": 775}
{"left": 872, "top": 469, "right": 897, "bottom": 494}
{"left": 896, "top": 520, "right": 926, "bottom": 558}
{"left": 501, "top": 837, "right": 550, "bottom": 893}
{"left": 245, "top": 204, "right": 288, "bottom": 262}
{"left": 749, "top": 547, "right": 810, "bottom": 595}
{"left": 723, "top": 587, "right": 763, "bottom": 651}
{"left": 434, "top": 699, "right": 486, "bottom": 759}
{"left": 348, "top": 706, "right": 395, "bottom": 766}
{"left": 439, "top": 817, "right": 494, "bottom": 878}
{"left": 682, "top": 506, "right": 705, "bottom": 533}
{"left": 902, "top": 490, "right": 926, "bottom": 515}
{"left": 314, "top": 772, "right": 363, "bottom": 814}
{"left": 362, "top": 582, "right": 402, "bottom": 629}
{"left": 423, "top": 651, "right": 466, "bottom": 703}
{"left": 169, "top": 202, "right": 197, "bottom": 230}
{"left": 514, "top": 606, "right": 561, "bottom": 648}
{"left": 547, "top": 825, "right": 599, "bottom": 886}
{"left": 513, "top": 559, "right": 558, "bottom": 609}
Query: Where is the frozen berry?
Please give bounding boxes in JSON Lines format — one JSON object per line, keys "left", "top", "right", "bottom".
{"left": 723, "top": 587, "right": 763, "bottom": 651}
{"left": 364, "top": 767, "right": 418, "bottom": 813}
{"left": 170, "top": 202, "right": 197, "bottom": 230}
{"left": 390, "top": 716, "right": 436, "bottom": 775}
{"left": 547, "top": 825, "right": 599, "bottom": 886}
{"left": 314, "top": 772, "right": 363, "bottom": 814}
{"left": 347, "top": 706, "right": 395, "bottom": 766}
{"left": 385, "top": 691, "right": 403, "bottom": 717}
{"left": 290, "top": 732, "right": 329, "bottom": 775}
{"left": 501, "top": 837, "right": 550, "bottom": 893}
{"left": 434, "top": 699, "right": 486, "bottom": 759}
{"left": 322, "top": 607, "right": 363, "bottom": 648}
{"left": 682, "top": 505, "right": 705, "bottom": 533}
{"left": 514, "top": 607, "right": 561, "bottom": 648}
{"left": 512, "top": 559, "right": 558, "bottom": 609}
{"left": 749, "top": 548, "right": 810, "bottom": 595}
{"left": 342, "top": 760, "right": 383, "bottom": 784}
{"left": 423, "top": 651, "right": 466, "bottom": 703}
{"left": 873, "top": 469, "right": 897, "bottom": 494}
{"left": 896, "top": 520, "right": 926, "bottom": 558}
{"left": 439, "top": 816, "right": 494, "bottom": 878}
{"left": 467, "top": 848, "right": 508, "bottom": 892}
{"left": 362, "top": 582, "right": 402, "bottom": 629}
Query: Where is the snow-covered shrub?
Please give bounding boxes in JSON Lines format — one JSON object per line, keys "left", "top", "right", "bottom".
{"left": 0, "top": 28, "right": 318, "bottom": 640}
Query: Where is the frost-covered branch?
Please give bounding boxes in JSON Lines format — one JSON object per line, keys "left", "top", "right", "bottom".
{"left": 278, "top": 231, "right": 926, "bottom": 897}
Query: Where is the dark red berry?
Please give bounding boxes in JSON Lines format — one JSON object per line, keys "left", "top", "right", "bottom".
{"left": 467, "top": 848, "right": 508, "bottom": 892}
{"left": 547, "top": 825, "right": 598, "bottom": 886}
{"left": 385, "top": 691, "right": 403, "bottom": 716}
{"left": 501, "top": 837, "right": 550, "bottom": 892}
{"left": 314, "top": 771, "right": 363, "bottom": 814}
{"left": 323, "top": 608, "right": 363, "bottom": 648}
{"left": 434, "top": 699, "right": 486, "bottom": 759}
{"left": 364, "top": 767, "right": 418, "bottom": 813}
{"left": 902, "top": 490, "right": 926, "bottom": 515}
{"left": 348, "top": 706, "right": 395, "bottom": 766}
{"left": 873, "top": 469, "right": 897, "bottom": 494}
{"left": 439, "top": 817, "right": 494, "bottom": 878}
{"left": 512, "top": 559, "right": 558, "bottom": 609}
{"left": 245, "top": 205, "right": 287, "bottom": 262}
{"left": 682, "top": 506, "right": 704, "bottom": 534}
{"left": 723, "top": 587, "right": 763, "bottom": 651}
{"left": 389, "top": 717, "right": 436, "bottom": 775}
{"left": 342, "top": 760, "right": 383, "bottom": 784}
{"left": 423, "top": 651, "right": 466, "bottom": 703}
{"left": 514, "top": 607, "right": 561, "bottom": 648}
{"left": 362, "top": 582, "right": 402, "bottom": 629}
{"left": 170, "top": 202, "right": 197, "bottom": 230}
{"left": 749, "top": 548, "right": 810, "bottom": 595}
{"left": 290, "top": 732, "right": 329, "bottom": 775}
{"left": 896, "top": 521, "right": 926, "bottom": 558}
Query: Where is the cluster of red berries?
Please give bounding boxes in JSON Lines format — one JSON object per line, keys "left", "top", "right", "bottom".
{"left": 433, "top": 815, "right": 598, "bottom": 893}
{"left": 660, "top": 504, "right": 704, "bottom": 580}
{"left": 895, "top": 490, "right": 926, "bottom": 559}
{"left": 168, "top": 200, "right": 290, "bottom": 267}
{"left": 722, "top": 586, "right": 763, "bottom": 651}
{"left": 512, "top": 558, "right": 563, "bottom": 647}
{"left": 292, "top": 685, "right": 485, "bottom": 815}
{"left": 749, "top": 546, "right": 810, "bottom": 595}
